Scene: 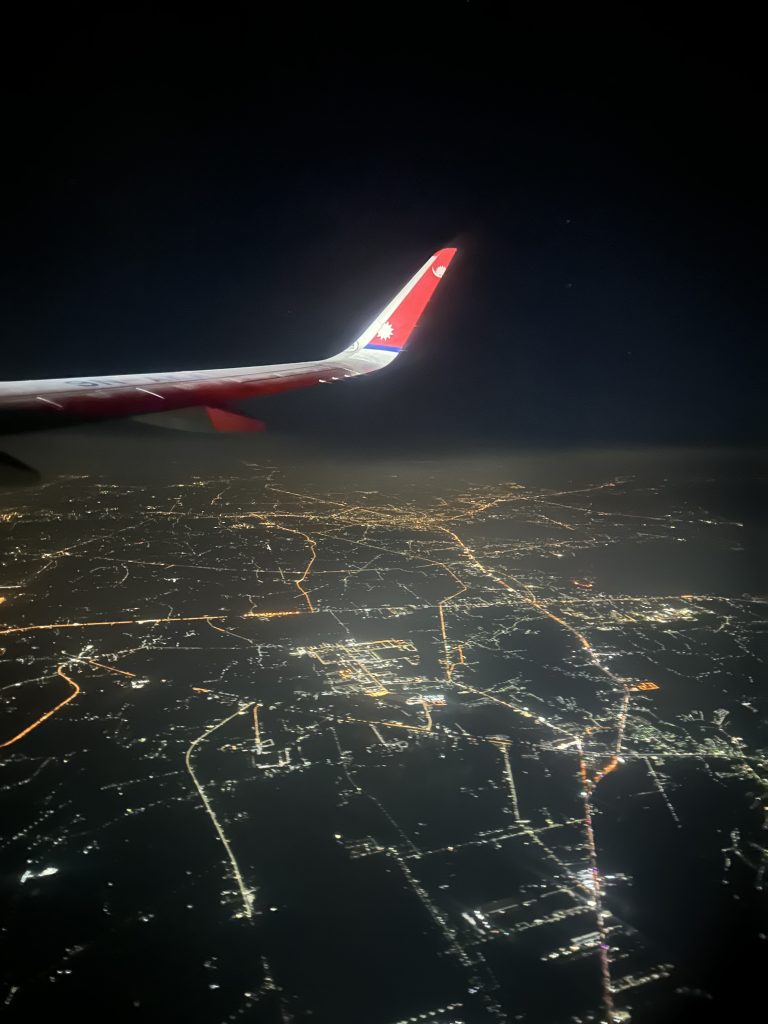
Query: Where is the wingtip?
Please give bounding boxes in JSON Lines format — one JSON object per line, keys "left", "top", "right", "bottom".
{"left": 340, "top": 244, "right": 458, "bottom": 360}
{"left": 425, "top": 247, "right": 457, "bottom": 285}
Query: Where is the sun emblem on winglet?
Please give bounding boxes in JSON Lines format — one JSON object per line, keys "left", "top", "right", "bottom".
{"left": 376, "top": 321, "right": 394, "bottom": 341}
{"left": 432, "top": 264, "right": 446, "bottom": 278}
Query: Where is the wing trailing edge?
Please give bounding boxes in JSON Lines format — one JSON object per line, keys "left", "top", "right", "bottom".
{"left": 133, "top": 406, "right": 267, "bottom": 433}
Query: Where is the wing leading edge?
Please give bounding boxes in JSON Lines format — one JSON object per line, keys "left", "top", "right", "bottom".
{"left": 0, "top": 246, "right": 457, "bottom": 433}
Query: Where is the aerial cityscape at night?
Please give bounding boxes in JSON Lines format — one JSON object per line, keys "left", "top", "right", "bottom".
{"left": 1, "top": 445, "right": 765, "bottom": 1022}
{"left": 1, "top": 11, "right": 765, "bottom": 1022}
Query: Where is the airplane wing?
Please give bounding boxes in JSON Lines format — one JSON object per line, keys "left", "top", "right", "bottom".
{"left": 0, "top": 246, "right": 457, "bottom": 434}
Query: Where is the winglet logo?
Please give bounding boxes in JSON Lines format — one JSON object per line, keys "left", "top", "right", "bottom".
{"left": 346, "top": 246, "right": 456, "bottom": 356}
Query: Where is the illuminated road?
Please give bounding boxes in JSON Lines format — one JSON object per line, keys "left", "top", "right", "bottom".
{"left": 184, "top": 703, "right": 257, "bottom": 920}
{"left": 0, "top": 664, "right": 81, "bottom": 749}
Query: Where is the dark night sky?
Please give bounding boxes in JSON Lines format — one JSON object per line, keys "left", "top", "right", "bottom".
{"left": 1, "top": 11, "right": 765, "bottom": 447}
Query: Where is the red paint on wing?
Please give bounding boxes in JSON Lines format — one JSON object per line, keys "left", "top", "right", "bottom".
{"left": 204, "top": 407, "right": 267, "bottom": 432}
{"left": 370, "top": 247, "right": 457, "bottom": 350}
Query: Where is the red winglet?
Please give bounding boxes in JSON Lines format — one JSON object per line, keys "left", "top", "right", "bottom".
{"left": 364, "top": 247, "right": 457, "bottom": 351}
